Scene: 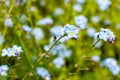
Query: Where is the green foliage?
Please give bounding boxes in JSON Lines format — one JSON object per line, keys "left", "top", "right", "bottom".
{"left": 0, "top": 0, "right": 120, "bottom": 80}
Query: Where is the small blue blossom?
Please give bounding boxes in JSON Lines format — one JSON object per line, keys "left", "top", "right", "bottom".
{"left": 101, "top": 58, "right": 117, "bottom": 68}
{"left": 50, "top": 26, "right": 64, "bottom": 38}
{"left": 12, "top": 45, "right": 23, "bottom": 54}
{"left": 73, "top": 4, "right": 82, "bottom": 12}
{"left": 94, "top": 41, "right": 102, "bottom": 48}
{"left": 37, "top": 18, "right": 53, "bottom": 26}
{"left": 91, "top": 55, "right": 100, "bottom": 62}
{"left": 109, "top": 65, "right": 120, "bottom": 76}
{"left": 18, "top": 14, "right": 27, "bottom": 23}
{"left": 87, "top": 27, "right": 96, "bottom": 37}
{"left": 101, "top": 58, "right": 120, "bottom": 75}
{"left": 39, "top": 0, "right": 46, "bottom": 6}
{"left": 7, "top": 48, "right": 16, "bottom": 57}
{"left": 64, "top": 24, "right": 80, "bottom": 39}
{"left": 36, "top": 67, "right": 51, "bottom": 79}
{"left": 5, "top": 0, "right": 10, "bottom": 7}
{"left": 52, "top": 57, "right": 65, "bottom": 68}
{"left": 91, "top": 16, "right": 100, "bottom": 23}
{"left": 94, "top": 28, "right": 116, "bottom": 44}
{"left": 22, "top": 25, "right": 32, "bottom": 32}
{"left": 104, "top": 19, "right": 110, "bottom": 26}
{"left": 32, "top": 28, "right": 44, "bottom": 41}
{"left": 115, "top": 23, "right": 120, "bottom": 29}
{"left": 75, "top": 15, "right": 87, "bottom": 29}
{"left": 29, "top": 6, "right": 37, "bottom": 12}
{"left": 4, "top": 18, "right": 13, "bottom": 27}
{"left": 0, "top": 65, "right": 9, "bottom": 76}
{"left": 54, "top": 8, "right": 64, "bottom": 16}
{"left": 95, "top": 0, "right": 111, "bottom": 11}
{"left": 1, "top": 45, "right": 23, "bottom": 57}
{"left": 52, "top": 44, "right": 72, "bottom": 58}
{"left": 1, "top": 49, "right": 8, "bottom": 57}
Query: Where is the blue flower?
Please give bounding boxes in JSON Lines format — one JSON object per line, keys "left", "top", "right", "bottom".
{"left": 52, "top": 57, "right": 65, "bottom": 68}
{"left": 1, "top": 49, "right": 8, "bottom": 57}
{"left": 54, "top": 8, "right": 64, "bottom": 16}
{"left": 50, "top": 25, "right": 64, "bottom": 38}
{"left": 4, "top": 18, "right": 13, "bottom": 27}
{"left": 22, "top": 25, "right": 32, "bottom": 32}
{"left": 95, "top": 0, "right": 111, "bottom": 11}
{"left": 91, "top": 16, "right": 100, "bottom": 23}
{"left": 37, "top": 18, "right": 53, "bottom": 26}
{"left": 75, "top": 15, "right": 87, "bottom": 29}
{"left": 101, "top": 58, "right": 120, "bottom": 75}
{"left": 1, "top": 45, "right": 23, "bottom": 57}
{"left": 73, "top": 4, "right": 82, "bottom": 12}
{"left": 36, "top": 67, "right": 51, "bottom": 79}
{"left": 32, "top": 28, "right": 44, "bottom": 41}
{"left": 94, "top": 28, "right": 116, "bottom": 44}
{"left": 87, "top": 27, "right": 96, "bottom": 37}
{"left": 0, "top": 64, "right": 9, "bottom": 76}
{"left": 91, "top": 55, "right": 100, "bottom": 62}
{"left": 64, "top": 24, "right": 80, "bottom": 39}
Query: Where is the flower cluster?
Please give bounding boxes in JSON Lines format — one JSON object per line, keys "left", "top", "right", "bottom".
{"left": 94, "top": 28, "right": 116, "bottom": 44}
{"left": 0, "top": 65, "right": 9, "bottom": 76}
{"left": 36, "top": 67, "right": 51, "bottom": 80}
{"left": 22, "top": 25, "right": 44, "bottom": 41}
{"left": 75, "top": 15, "right": 88, "bottom": 29}
{"left": 101, "top": 58, "right": 120, "bottom": 75}
{"left": 50, "top": 24, "right": 80, "bottom": 40}
{"left": 1, "top": 45, "right": 23, "bottom": 57}
{"left": 95, "top": 0, "right": 111, "bottom": 11}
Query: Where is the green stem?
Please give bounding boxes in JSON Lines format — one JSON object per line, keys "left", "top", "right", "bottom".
{"left": 22, "top": 71, "right": 31, "bottom": 80}
{"left": 19, "top": 38, "right": 32, "bottom": 68}
{"left": 22, "top": 35, "right": 66, "bottom": 79}
{"left": 37, "top": 53, "right": 46, "bottom": 63}
{"left": 8, "top": 0, "right": 15, "bottom": 14}
{"left": 47, "top": 35, "right": 66, "bottom": 54}
{"left": 92, "top": 39, "right": 100, "bottom": 47}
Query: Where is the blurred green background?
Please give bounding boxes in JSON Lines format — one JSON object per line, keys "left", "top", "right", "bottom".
{"left": 0, "top": 0, "right": 120, "bottom": 80}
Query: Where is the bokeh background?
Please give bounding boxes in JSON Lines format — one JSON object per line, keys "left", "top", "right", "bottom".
{"left": 0, "top": 0, "right": 120, "bottom": 80}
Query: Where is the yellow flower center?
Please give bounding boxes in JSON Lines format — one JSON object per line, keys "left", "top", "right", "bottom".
{"left": 70, "top": 31, "right": 74, "bottom": 35}
{"left": 10, "top": 51, "right": 14, "bottom": 54}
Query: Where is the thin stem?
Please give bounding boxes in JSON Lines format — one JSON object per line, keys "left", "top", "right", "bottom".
{"left": 47, "top": 35, "right": 66, "bottom": 54}
{"left": 22, "top": 71, "right": 31, "bottom": 80}
{"left": 37, "top": 53, "right": 46, "bottom": 63}
{"left": 22, "top": 35, "right": 66, "bottom": 79}
{"left": 92, "top": 39, "right": 100, "bottom": 47}
{"left": 8, "top": 0, "right": 15, "bottom": 14}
